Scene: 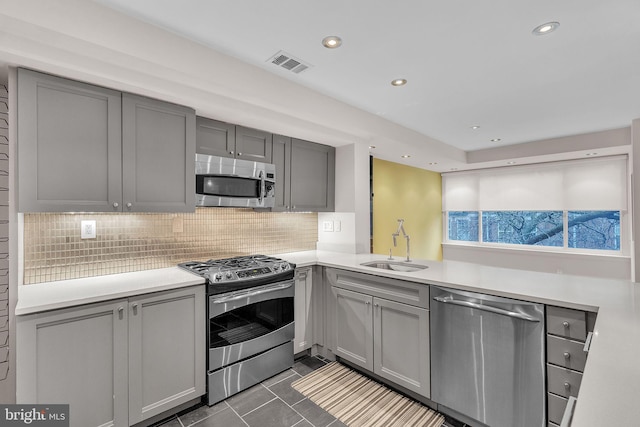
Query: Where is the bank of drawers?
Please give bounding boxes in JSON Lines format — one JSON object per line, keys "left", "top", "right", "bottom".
{"left": 546, "top": 306, "right": 595, "bottom": 426}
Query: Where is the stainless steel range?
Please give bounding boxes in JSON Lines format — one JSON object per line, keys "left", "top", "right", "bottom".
{"left": 179, "top": 255, "right": 295, "bottom": 405}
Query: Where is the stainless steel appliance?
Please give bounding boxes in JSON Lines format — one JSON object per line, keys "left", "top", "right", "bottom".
{"left": 431, "top": 286, "right": 545, "bottom": 427}
{"left": 195, "top": 154, "right": 276, "bottom": 208}
{"left": 179, "top": 255, "right": 294, "bottom": 405}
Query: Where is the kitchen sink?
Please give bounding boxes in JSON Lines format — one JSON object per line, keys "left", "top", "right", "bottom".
{"left": 360, "top": 260, "right": 428, "bottom": 272}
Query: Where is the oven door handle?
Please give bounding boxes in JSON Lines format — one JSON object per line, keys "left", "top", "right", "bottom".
{"left": 212, "top": 282, "right": 292, "bottom": 304}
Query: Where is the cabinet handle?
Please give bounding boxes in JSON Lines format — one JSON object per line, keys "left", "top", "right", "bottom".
{"left": 563, "top": 352, "right": 571, "bottom": 360}
{"left": 560, "top": 396, "right": 577, "bottom": 427}
{"left": 113, "top": 202, "right": 119, "bottom": 209}
{"left": 229, "top": 151, "right": 234, "bottom": 155}
{"left": 564, "top": 382, "right": 571, "bottom": 390}
{"left": 118, "top": 306, "right": 124, "bottom": 313}
{"left": 126, "top": 202, "right": 132, "bottom": 209}
{"left": 562, "top": 321, "right": 570, "bottom": 328}
{"left": 238, "top": 152, "right": 242, "bottom": 156}
{"left": 132, "top": 303, "right": 138, "bottom": 315}
{"left": 365, "top": 301, "right": 370, "bottom": 305}
{"left": 583, "top": 331, "right": 593, "bottom": 353}
{"left": 374, "top": 303, "right": 379, "bottom": 307}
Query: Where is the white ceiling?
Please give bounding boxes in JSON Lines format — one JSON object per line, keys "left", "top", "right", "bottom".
{"left": 92, "top": 0, "right": 640, "bottom": 152}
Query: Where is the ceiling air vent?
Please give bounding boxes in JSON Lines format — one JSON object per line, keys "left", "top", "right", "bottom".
{"left": 267, "top": 50, "right": 312, "bottom": 74}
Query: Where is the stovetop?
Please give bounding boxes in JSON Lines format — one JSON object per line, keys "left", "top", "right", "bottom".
{"left": 179, "top": 254, "right": 295, "bottom": 295}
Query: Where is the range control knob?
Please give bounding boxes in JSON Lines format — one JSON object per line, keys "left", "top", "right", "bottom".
{"left": 226, "top": 272, "right": 233, "bottom": 279}
{"left": 273, "top": 264, "right": 280, "bottom": 271}
{"left": 214, "top": 273, "right": 222, "bottom": 281}
{"left": 281, "top": 263, "right": 289, "bottom": 270}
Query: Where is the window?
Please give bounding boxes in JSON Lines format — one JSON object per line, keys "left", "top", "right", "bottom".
{"left": 442, "top": 156, "right": 627, "bottom": 254}
{"left": 568, "top": 211, "right": 620, "bottom": 250}
{"left": 448, "top": 211, "right": 478, "bottom": 242}
{"left": 482, "top": 211, "right": 563, "bottom": 247}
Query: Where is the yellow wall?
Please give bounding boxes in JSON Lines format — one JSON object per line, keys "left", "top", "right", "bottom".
{"left": 372, "top": 158, "right": 442, "bottom": 261}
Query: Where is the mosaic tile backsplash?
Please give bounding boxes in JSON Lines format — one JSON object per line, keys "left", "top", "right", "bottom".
{"left": 23, "top": 208, "right": 318, "bottom": 284}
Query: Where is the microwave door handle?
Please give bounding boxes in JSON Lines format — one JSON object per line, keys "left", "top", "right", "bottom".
{"left": 258, "top": 170, "right": 265, "bottom": 204}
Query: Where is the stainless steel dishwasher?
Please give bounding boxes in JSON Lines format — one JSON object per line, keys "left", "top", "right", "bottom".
{"left": 431, "top": 286, "right": 545, "bottom": 427}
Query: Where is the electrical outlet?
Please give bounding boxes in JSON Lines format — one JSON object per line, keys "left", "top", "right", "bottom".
{"left": 334, "top": 220, "right": 341, "bottom": 232}
{"left": 81, "top": 220, "right": 96, "bottom": 239}
{"left": 323, "top": 221, "right": 334, "bottom": 232}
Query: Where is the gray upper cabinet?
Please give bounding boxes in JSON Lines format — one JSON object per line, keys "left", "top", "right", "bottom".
{"left": 195, "top": 116, "right": 235, "bottom": 157}
{"left": 272, "top": 136, "right": 335, "bottom": 212}
{"left": 235, "top": 125, "right": 273, "bottom": 163}
{"left": 18, "top": 68, "right": 123, "bottom": 212}
{"left": 122, "top": 94, "right": 195, "bottom": 212}
{"left": 196, "top": 117, "right": 272, "bottom": 163}
{"left": 17, "top": 69, "right": 195, "bottom": 213}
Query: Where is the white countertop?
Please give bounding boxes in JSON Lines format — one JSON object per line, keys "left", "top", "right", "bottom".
{"left": 15, "top": 267, "right": 205, "bottom": 315}
{"left": 16, "top": 250, "right": 640, "bottom": 426}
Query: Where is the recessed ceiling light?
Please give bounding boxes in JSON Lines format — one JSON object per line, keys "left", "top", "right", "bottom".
{"left": 585, "top": 152, "right": 598, "bottom": 156}
{"left": 368, "top": 145, "right": 376, "bottom": 149}
{"left": 491, "top": 138, "right": 501, "bottom": 142}
{"left": 322, "top": 36, "right": 342, "bottom": 49}
{"left": 532, "top": 21, "right": 560, "bottom": 36}
{"left": 507, "top": 161, "right": 517, "bottom": 165}
{"left": 391, "top": 79, "right": 407, "bottom": 87}
{"left": 450, "top": 168, "right": 459, "bottom": 171}
{"left": 428, "top": 162, "right": 438, "bottom": 165}
{"left": 401, "top": 155, "right": 411, "bottom": 158}
{"left": 471, "top": 125, "right": 481, "bottom": 130}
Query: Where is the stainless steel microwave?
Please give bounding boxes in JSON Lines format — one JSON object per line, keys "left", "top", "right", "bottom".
{"left": 195, "top": 154, "right": 276, "bottom": 208}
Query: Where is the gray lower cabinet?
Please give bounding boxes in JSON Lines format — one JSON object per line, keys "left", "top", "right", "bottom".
{"left": 328, "top": 268, "right": 430, "bottom": 397}
{"left": 272, "top": 135, "right": 335, "bottom": 212}
{"left": 293, "top": 267, "right": 313, "bottom": 354}
{"left": 196, "top": 116, "right": 272, "bottom": 163}
{"left": 17, "top": 286, "right": 205, "bottom": 427}
{"left": 17, "top": 68, "right": 195, "bottom": 213}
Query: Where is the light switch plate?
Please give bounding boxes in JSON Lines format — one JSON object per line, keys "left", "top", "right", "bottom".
{"left": 334, "top": 220, "right": 341, "bottom": 232}
{"left": 81, "top": 220, "right": 96, "bottom": 239}
{"left": 323, "top": 221, "right": 334, "bottom": 232}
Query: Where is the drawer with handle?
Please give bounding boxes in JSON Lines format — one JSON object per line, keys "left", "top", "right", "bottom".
{"left": 547, "top": 364, "right": 583, "bottom": 398}
{"left": 547, "top": 335, "right": 587, "bottom": 372}
{"left": 547, "top": 306, "right": 587, "bottom": 341}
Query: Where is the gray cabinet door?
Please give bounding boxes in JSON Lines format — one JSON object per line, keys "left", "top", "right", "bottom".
{"left": 196, "top": 116, "right": 235, "bottom": 157}
{"left": 333, "top": 287, "right": 373, "bottom": 371}
{"left": 294, "top": 267, "right": 313, "bottom": 354}
{"left": 122, "top": 93, "right": 195, "bottom": 212}
{"left": 373, "top": 297, "right": 430, "bottom": 397}
{"left": 290, "top": 139, "right": 335, "bottom": 212}
{"left": 16, "top": 300, "right": 129, "bottom": 427}
{"left": 128, "top": 286, "right": 205, "bottom": 424}
{"left": 235, "top": 125, "right": 273, "bottom": 163}
{"left": 271, "top": 134, "right": 291, "bottom": 211}
{"left": 17, "top": 68, "right": 123, "bottom": 212}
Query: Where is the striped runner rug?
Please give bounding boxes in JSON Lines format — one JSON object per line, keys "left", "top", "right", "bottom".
{"left": 291, "top": 361, "right": 445, "bottom": 427}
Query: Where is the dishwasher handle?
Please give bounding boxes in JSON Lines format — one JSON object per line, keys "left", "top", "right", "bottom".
{"left": 433, "top": 296, "right": 541, "bottom": 322}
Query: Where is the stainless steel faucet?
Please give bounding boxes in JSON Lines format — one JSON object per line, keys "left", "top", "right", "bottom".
{"left": 392, "top": 219, "right": 410, "bottom": 262}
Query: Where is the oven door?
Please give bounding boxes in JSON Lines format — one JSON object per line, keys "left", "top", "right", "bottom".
{"left": 208, "top": 281, "right": 294, "bottom": 371}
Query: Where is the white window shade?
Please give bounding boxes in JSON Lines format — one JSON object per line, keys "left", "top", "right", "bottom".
{"left": 442, "top": 173, "right": 478, "bottom": 211}
{"left": 443, "top": 156, "right": 628, "bottom": 211}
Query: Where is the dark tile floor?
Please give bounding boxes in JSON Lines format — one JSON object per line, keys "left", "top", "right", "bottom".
{"left": 154, "top": 355, "right": 348, "bottom": 427}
